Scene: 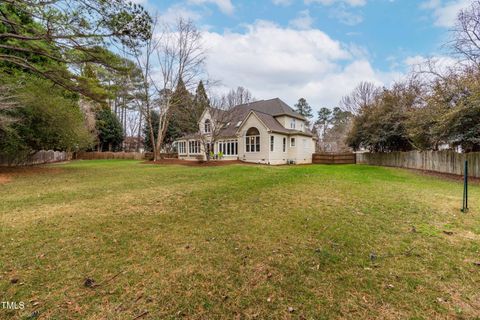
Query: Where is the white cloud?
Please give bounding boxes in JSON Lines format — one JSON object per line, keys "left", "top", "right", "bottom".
{"left": 329, "top": 5, "right": 363, "bottom": 25}
{"left": 289, "top": 10, "right": 314, "bottom": 30}
{"left": 203, "top": 21, "right": 400, "bottom": 110}
{"left": 272, "top": 0, "right": 293, "bottom": 6}
{"left": 188, "top": 0, "right": 235, "bottom": 15}
{"left": 305, "top": 0, "right": 367, "bottom": 7}
{"left": 158, "top": 5, "right": 202, "bottom": 24}
{"left": 421, "top": 0, "right": 471, "bottom": 27}
{"left": 404, "top": 54, "right": 458, "bottom": 72}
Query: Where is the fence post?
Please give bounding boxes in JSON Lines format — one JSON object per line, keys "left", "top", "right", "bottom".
{"left": 462, "top": 160, "right": 469, "bottom": 213}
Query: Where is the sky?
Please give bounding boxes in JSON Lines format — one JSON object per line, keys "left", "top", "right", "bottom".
{"left": 134, "top": 0, "right": 471, "bottom": 112}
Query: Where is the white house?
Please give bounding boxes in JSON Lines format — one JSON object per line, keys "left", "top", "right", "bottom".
{"left": 175, "top": 98, "right": 316, "bottom": 165}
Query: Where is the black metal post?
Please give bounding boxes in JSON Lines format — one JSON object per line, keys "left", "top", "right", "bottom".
{"left": 462, "top": 160, "right": 469, "bottom": 213}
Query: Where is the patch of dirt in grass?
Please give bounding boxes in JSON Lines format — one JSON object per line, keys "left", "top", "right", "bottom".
{"left": 0, "top": 166, "right": 63, "bottom": 184}
{"left": 0, "top": 174, "right": 11, "bottom": 184}
{"left": 143, "top": 159, "right": 255, "bottom": 167}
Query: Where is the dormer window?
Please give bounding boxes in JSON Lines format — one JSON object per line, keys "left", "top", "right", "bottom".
{"left": 204, "top": 119, "right": 211, "bottom": 133}
{"left": 235, "top": 121, "right": 242, "bottom": 128}
{"left": 290, "top": 118, "right": 296, "bottom": 129}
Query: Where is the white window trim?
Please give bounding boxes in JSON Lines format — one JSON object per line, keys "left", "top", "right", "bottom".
{"left": 270, "top": 136, "right": 274, "bottom": 152}
{"left": 178, "top": 141, "right": 187, "bottom": 155}
{"left": 218, "top": 139, "right": 238, "bottom": 156}
{"left": 188, "top": 140, "right": 201, "bottom": 154}
{"left": 290, "top": 137, "right": 296, "bottom": 147}
{"left": 245, "top": 135, "right": 260, "bottom": 153}
{"left": 290, "top": 118, "right": 296, "bottom": 129}
{"left": 204, "top": 120, "right": 211, "bottom": 133}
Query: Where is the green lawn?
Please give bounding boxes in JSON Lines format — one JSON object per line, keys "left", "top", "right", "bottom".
{"left": 1, "top": 160, "right": 480, "bottom": 319}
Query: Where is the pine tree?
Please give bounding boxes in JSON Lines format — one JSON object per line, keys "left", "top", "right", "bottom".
{"left": 165, "top": 78, "right": 194, "bottom": 145}
{"left": 194, "top": 81, "right": 210, "bottom": 115}
{"left": 294, "top": 98, "right": 314, "bottom": 119}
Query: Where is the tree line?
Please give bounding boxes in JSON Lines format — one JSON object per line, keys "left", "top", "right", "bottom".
{"left": 0, "top": 0, "right": 255, "bottom": 162}
{"left": 344, "top": 1, "right": 480, "bottom": 153}
{"left": 0, "top": 0, "right": 151, "bottom": 160}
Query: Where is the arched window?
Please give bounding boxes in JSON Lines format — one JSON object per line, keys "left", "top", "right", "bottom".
{"left": 204, "top": 119, "right": 211, "bottom": 133}
{"left": 245, "top": 127, "right": 260, "bottom": 152}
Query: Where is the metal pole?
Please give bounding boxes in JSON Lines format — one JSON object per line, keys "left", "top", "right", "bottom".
{"left": 462, "top": 160, "right": 469, "bottom": 213}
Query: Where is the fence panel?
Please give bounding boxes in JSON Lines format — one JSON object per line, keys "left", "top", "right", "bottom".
{"left": 356, "top": 150, "right": 480, "bottom": 178}
{"left": 75, "top": 152, "right": 178, "bottom": 161}
{"left": 0, "top": 150, "right": 72, "bottom": 166}
{"left": 312, "top": 152, "right": 356, "bottom": 164}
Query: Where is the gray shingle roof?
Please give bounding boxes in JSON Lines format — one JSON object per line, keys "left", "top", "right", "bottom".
{"left": 178, "top": 98, "right": 312, "bottom": 140}
{"left": 235, "top": 98, "right": 306, "bottom": 121}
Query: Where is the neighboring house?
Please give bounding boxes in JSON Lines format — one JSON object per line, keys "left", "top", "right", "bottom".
{"left": 174, "top": 98, "right": 316, "bottom": 164}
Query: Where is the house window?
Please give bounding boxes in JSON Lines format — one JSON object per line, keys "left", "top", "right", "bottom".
{"left": 235, "top": 121, "right": 242, "bottom": 128}
{"left": 204, "top": 119, "right": 211, "bottom": 133}
{"left": 283, "top": 137, "right": 286, "bottom": 152}
{"left": 178, "top": 141, "right": 186, "bottom": 154}
{"left": 189, "top": 140, "right": 201, "bottom": 154}
{"left": 245, "top": 127, "right": 260, "bottom": 152}
{"left": 290, "top": 118, "right": 296, "bottom": 129}
{"left": 218, "top": 140, "right": 238, "bottom": 156}
{"left": 270, "top": 136, "right": 274, "bottom": 152}
{"left": 290, "top": 137, "right": 296, "bottom": 147}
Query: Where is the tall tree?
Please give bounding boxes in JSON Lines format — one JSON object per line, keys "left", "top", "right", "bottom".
{"left": 165, "top": 77, "right": 194, "bottom": 146}
{"left": 143, "top": 110, "right": 159, "bottom": 153}
{"left": 95, "top": 107, "right": 123, "bottom": 151}
{"left": 453, "top": 1, "right": 480, "bottom": 66}
{"left": 0, "top": 74, "right": 94, "bottom": 161}
{"left": 315, "top": 107, "right": 332, "bottom": 141}
{"left": 346, "top": 83, "right": 415, "bottom": 152}
{"left": 194, "top": 81, "right": 210, "bottom": 116}
{"left": 225, "top": 87, "right": 254, "bottom": 108}
{"left": 340, "top": 82, "right": 380, "bottom": 115}
{"left": 323, "top": 107, "right": 353, "bottom": 152}
{"left": 294, "top": 98, "right": 313, "bottom": 121}
{"left": 132, "top": 18, "right": 205, "bottom": 161}
{"left": 0, "top": 0, "right": 151, "bottom": 98}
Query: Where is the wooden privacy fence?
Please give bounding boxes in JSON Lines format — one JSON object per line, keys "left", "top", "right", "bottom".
{"left": 0, "top": 150, "right": 72, "bottom": 166}
{"left": 75, "top": 151, "right": 145, "bottom": 160}
{"left": 356, "top": 150, "right": 480, "bottom": 178}
{"left": 75, "top": 152, "right": 178, "bottom": 160}
{"left": 312, "top": 152, "right": 356, "bottom": 164}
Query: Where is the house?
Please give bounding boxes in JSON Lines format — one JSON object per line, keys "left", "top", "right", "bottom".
{"left": 174, "top": 98, "right": 316, "bottom": 165}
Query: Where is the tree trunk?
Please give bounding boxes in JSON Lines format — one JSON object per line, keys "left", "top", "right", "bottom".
{"left": 136, "top": 111, "right": 143, "bottom": 152}
{"left": 154, "top": 100, "right": 171, "bottom": 162}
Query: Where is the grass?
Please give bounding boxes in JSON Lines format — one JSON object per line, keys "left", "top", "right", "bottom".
{"left": 1, "top": 160, "right": 480, "bottom": 319}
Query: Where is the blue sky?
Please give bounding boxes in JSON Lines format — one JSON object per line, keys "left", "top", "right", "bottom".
{"left": 136, "top": 0, "right": 470, "bottom": 110}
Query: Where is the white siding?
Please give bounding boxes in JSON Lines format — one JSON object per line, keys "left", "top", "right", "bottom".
{"left": 237, "top": 114, "right": 271, "bottom": 164}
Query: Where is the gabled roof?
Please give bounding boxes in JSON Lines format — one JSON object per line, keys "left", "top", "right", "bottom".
{"left": 234, "top": 98, "right": 306, "bottom": 121}
{"left": 244, "top": 111, "right": 313, "bottom": 137}
{"left": 178, "top": 98, "right": 312, "bottom": 140}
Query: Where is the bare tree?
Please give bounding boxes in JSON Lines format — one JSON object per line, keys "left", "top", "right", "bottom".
{"left": 340, "top": 81, "right": 380, "bottom": 114}
{"left": 130, "top": 18, "right": 205, "bottom": 161}
{"left": 130, "top": 22, "right": 158, "bottom": 159}
{"left": 452, "top": 1, "right": 480, "bottom": 67}
{"left": 225, "top": 87, "right": 254, "bottom": 108}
